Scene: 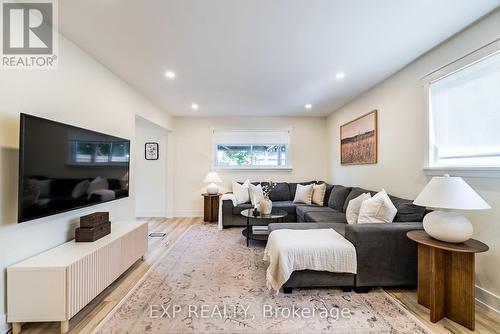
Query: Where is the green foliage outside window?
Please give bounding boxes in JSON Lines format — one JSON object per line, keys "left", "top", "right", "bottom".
{"left": 223, "top": 150, "right": 252, "bottom": 165}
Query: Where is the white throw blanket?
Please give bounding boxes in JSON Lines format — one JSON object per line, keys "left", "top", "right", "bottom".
{"left": 263, "top": 229, "right": 357, "bottom": 292}
{"left": 218, "top": 193, "right": 237, "bottom": 230}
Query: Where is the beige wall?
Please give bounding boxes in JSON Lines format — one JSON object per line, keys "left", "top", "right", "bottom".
{"left": 0, "top": 35, "right": 171, "bottom": 332}
{"left": 172, "top": 117, "right": 329, "bottom": 216}
{"left": 135, "top": 116, "right": 170, "bottom": 217}
{"left": 327, "top": 9, "right": 500, "bottom": 310}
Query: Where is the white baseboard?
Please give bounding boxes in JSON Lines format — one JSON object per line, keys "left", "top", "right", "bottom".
{"left": 135, "top": 211, "right": 169, "bottom": 218}
{"left": 136, "top": 210, "right": 202, "bottom": 218}
{"left": 476, "top": 285, "right": 500, "bottom": 314}
{"left": 173, "top": 210, "right": 203, "bottom": 217}
{"left": 0, "top": 314, "right": 10, "bottom": 334}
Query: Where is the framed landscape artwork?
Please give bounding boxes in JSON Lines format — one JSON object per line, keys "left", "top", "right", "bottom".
{"left": 340, "top": 110, "right": 378, "bottom": 165}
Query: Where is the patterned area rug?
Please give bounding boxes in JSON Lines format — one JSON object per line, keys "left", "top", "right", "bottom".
{"left": 95, "top": 224, "right": 430, "bottom": 334}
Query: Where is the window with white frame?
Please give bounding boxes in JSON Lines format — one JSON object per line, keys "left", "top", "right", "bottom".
{"left": 427, "top": 48, "right": 500, "bottom": 168}
{"left": 213, "top": 129, "right": 290, "bottom": 168}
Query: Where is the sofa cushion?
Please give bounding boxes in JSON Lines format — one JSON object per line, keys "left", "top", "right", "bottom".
{"left": 304, "top": 211, "right": 347, "bottom": 224}
{"left": 390, "top": 195, "right": 426, "bottom": 222}
{"left": 328, "top": 185, "right": 352, "bottom": 211}
{"left": 343, "top": 187, "right": 376, "bottom": 212}
{"left": 296, "top": 205, "right": 336, "bottom": 220}
{"left": 322, "top": 183, "right": 334, "bottom": 207}
{"left": 233, "top": 201, "right": 298, "bottom": 216}
{"left": 262, "top": 182, "right": 291, "bottom": 201}
{"left": 271, "top": 201, "right": 299, "bottom": 215}
{"left": 323, "top": 223, "right": 347, "bottom": 237}
{"left": 289, "top": 181, "right": 316, "bottom": 200}
{"left": 232, "top": 203, "right": 253, "bottom": 215}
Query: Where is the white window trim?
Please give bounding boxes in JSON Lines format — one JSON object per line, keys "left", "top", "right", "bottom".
{"left": 423, "top": 166, "right": 500, "bottom": 178}
{"left": 211, "top": 128, "right": 293, "bottom": 171}
{"left": 213, "top": 166, "right": 294, "bottom": 172}
{"left": 421, "top": 38, "right": 500, "bottom": 178}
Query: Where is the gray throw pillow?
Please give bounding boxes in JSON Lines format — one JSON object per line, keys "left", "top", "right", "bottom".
{"left": 266, "top": 182, "right": 291, "bottom": 201}
{"left": 328, "top": 185, "right": 352, "bottom": 211}
{"left": 390, "top": 195, "right": 426, "bottom": 222}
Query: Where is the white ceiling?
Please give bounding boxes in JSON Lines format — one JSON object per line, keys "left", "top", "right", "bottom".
{"left": 59, "top": 0, "right": 500, "bottom": 116}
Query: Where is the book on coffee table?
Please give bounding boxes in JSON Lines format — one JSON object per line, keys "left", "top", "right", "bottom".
{"left": 252, "top": 226, "right": 269, "bottom": 235}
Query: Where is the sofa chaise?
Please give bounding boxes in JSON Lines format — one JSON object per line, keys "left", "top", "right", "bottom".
{"left": 221, "top": 181, "right": 427, "bottom": 290}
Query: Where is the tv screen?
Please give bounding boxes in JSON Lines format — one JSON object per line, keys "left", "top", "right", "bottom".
{"left": 18, "top": 114, "right": 130, "bottom": 223}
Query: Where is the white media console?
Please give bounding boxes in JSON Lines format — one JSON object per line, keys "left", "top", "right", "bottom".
{"left": 7, "top": 221, "right": 148, "bottom": 334}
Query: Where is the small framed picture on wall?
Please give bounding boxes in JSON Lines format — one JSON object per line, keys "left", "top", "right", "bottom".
{"left": 145, "top": 142, "right": 159, "bottom": 160}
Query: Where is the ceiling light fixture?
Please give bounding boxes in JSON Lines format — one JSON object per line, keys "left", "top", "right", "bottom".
{"left": 336, "top": 72, "right": 345, "bottom": 80}
{"left": 165, "top": 71, "right": 176, "bottom": 79}
{"left": 305, "top": 104, "right": 312, "bottom": 110}
{"left": 191, "top": 103, "right": 199, "bottom": 110}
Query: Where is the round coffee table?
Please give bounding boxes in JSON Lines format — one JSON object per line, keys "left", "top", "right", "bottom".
{"left": 240, "top": 208, "right": 288, "bottom": 246}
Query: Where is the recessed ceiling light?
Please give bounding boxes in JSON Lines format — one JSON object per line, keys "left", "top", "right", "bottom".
{"left": 336, "top": 72, "right": 345, "bottom": 80}
{"left": 191, "top": 103, "right": 199, "bottom": 110}
{"left": 305, "top": 104, "right": 312, "bottom": 110}
{"left": 165, "top": 71, "right": 176, "bottom": 79}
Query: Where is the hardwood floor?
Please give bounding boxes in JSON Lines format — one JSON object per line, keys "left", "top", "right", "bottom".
{"left": 18, "top": 217, "right": 500, "bottom": 334}
{"left": 387, "top": 289, "right": 500, "bottom": 334}
{"left": 20, "top": 217, "right": 201, "bottom": 334}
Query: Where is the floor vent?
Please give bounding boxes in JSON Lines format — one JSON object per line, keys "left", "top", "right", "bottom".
{"left": 148, "top": 232, "right": 167, "bottom": 238}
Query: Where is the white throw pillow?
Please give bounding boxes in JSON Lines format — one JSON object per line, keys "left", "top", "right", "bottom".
{"left": 357, "top": 189, "right": 397, "bottom": 224}
{"left": 293, "top": 184, "right": 314, "bottom": 205}
{"left": 72, "top": 180, "right": 90, "bottom": 199}
{"left": 87, "top": 176, "right": 109, "bottom": 194}
{"left": 249, "top": 183, "right": 264, "bottom": 206}
{"left": 346, "top": 192, "right": 372, "bottom": 224}
{"left": 232, "top": 180, "right": 250, "bottom": 204}
{"left": 311, "top": 183, "right": 327, "bottom": 206}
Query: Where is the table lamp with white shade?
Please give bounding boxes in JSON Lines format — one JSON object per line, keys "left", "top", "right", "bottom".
{"left": 203, "top": 172, "right": 222, "bottom": 195}
{"left": 413, "top": 174, "right": 490, "bottom": 243}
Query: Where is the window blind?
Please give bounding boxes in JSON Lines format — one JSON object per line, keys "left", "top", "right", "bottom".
{"left": 213, "top": 129, "right": 290, "bottom": 145}
{"left": 429, "top": 50, "right": 500, "bottom": 166}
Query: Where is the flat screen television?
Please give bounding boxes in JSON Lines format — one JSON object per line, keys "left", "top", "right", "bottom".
{"left": 18, "top": 114, "right": 130, "bottom": 223}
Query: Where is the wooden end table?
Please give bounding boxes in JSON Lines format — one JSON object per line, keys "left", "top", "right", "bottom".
{"left": 407, "top": 230, "right": 488, "bottom": 330}
{"left": 201, "top": 193, "right": 221, "bottom": 223}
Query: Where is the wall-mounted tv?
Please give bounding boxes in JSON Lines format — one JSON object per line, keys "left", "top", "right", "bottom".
{"left": 18, "top": 114, "right": 130, "bottom": 223}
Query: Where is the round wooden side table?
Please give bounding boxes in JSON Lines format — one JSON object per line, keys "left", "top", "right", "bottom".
{"left": 407, "top": 230, "right": 488, "bottom": 331}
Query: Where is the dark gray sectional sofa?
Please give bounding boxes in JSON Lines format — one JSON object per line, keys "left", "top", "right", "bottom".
{"left": 221, "top": 181, "right": 427, "bottom": 290}
{"left": 221, "top": 181, "right": 425, "bottom": 227}
{"left": 222, "top": 181, "right": 319, "bottom": 226}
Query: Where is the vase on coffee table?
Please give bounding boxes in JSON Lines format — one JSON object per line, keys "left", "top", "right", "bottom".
{"left": 260, "top": 198, "right": 272, "bottom": 215}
